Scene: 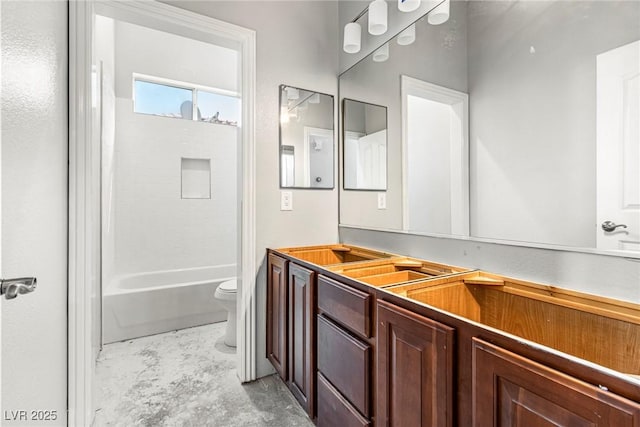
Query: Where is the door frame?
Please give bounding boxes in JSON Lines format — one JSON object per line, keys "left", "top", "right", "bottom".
{"left": 69, "top": 1, "right": 257, "bottom": 425}
{"left": 400, "top": 74, "right": 469, "bottom": 235}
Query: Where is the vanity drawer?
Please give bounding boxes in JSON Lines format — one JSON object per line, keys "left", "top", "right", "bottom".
{"left": 317, "top": 373, "right": 371, "bottom": 427}
{"left": 317, "top": 314, "right": 371, "bottom": 417}
{"left": 318, "top": 274, "right": 371, "bottom": 338}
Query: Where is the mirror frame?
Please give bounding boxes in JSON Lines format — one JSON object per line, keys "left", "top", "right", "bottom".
{"left": 341, "top": 98, "right": 389, "bottom": 192}
{"left": 279, "top": 84, "right": 336, "bottom": 190}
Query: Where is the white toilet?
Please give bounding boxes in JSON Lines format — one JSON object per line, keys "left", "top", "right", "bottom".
{"left": 214, "top": 279, "right": 237, "bottom": 347}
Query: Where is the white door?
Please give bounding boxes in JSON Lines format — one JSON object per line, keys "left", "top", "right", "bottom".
{"left": 597, "top": 40, "right": 640, "bottom": 251}
{"left": 1, "top": 0, "right": 69, "bottom": 424}
{"left": 358, "top": 130, "right": 387, "bottom": 189}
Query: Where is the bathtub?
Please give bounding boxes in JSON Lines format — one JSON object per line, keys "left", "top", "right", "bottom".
{"left": 103, "top": 265, "right": 237, "bottom": 344}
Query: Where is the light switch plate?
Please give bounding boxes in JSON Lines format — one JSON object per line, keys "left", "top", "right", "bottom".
{"left": 377, "top": 193, "right": 386, "bottom": 209}
{"left": 281, "top": 191, "right": 293, "bottom": 211}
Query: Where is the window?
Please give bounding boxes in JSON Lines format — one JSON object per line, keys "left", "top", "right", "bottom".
{"left": 133, "top": 75, "right": 240, "bottom": 126}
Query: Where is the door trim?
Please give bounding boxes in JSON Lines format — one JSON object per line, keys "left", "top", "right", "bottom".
{"left": 68, "top": 2, "right": 257, "bottom": 425}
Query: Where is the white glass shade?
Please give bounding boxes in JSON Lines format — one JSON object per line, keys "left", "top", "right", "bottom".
{"left": 428, "top": 0, "right": 450, "bottom": 25}
{"left": 286, "top": 87, "right": 299, "bottom": 100}
{"left": 343, "top": 22, "right": 362, "bottom": 53}
{"left": 373, "top": 43, "right": 390, "bottom": 62}
{"left": 368, "top": 0, "right": 388, "bottom": 36}
{"left": 398, "top": 0, "right": 420, "bottom": 13}
{"left": 397, "top": 24, "right": 416, "bottom": 46}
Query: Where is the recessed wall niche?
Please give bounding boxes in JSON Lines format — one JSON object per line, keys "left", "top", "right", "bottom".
{"left": 181, "top": 157, "right": 211, "bottom": 199}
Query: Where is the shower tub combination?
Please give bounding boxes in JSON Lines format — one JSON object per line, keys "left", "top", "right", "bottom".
{"left": 103, "top": 264, "right": 236, "bottom": 343}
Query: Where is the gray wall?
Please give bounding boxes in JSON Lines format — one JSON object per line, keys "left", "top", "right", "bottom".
{"left": 340, "top": 227, "right": 640, "bottom": 304}
{"left": 164, "top": 1, "right": 340, "bottom": 378}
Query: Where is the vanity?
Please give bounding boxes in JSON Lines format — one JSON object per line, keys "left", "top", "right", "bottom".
{"left": 267, "top": 244, "right": 640, "bottom": 426}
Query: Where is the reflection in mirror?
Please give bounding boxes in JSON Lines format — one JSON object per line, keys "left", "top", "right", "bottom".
{"left": 279, "top": 85, "right": 334, "bottom": 189}
{"left": 339, "top": 0, "right": 640, "bottom": 254}
{"left": 343, "top": 99, "right": 388, "bottom": 190}
{"left": 402, "top": 76, "right": 469, "bottom": 236}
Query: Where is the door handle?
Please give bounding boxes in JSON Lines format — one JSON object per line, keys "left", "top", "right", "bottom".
{"left": 1, "top": 277, "right": 37, "bottom": 300}
{"left": 602, "top": 221, "right": 628, "bottom": 232}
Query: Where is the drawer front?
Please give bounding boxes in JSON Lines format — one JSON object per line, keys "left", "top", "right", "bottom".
{"left": 317, "top": 373, "right": 371, "bottom": 427}
{"left": 317, "top": 314, "right": 371, "bottom": 417}
{"left": 318, "top": 274, "right": 371, "bottom": 338}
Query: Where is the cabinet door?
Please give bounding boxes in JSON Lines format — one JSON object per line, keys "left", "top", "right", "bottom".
{"left": 377, "top": 300, "right": 454, "bottom": 427}
{"left": 473, "top": 338, "right": 640, "bottom": 427}
{"left": 288, "top": 263, "right": 316, "bottom": 416}
{"left": 267, "top": 253, "right": 288, "bottom": 380}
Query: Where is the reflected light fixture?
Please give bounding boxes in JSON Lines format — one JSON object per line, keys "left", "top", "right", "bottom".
{"left": 309, "top": 93, "right": 320, "bottom": 104}
{"left": 286, "top": 87, "right": 299, "bottom": 100}
{"left": 428, "top": 0, "right": 450, "bottom": 25}
{"left": 368, "top": 0, "right": 388, "bottom": 36}
{"left": 397, "top": 24, "right": 416, "bottom": 46}
{"left": 373, "top": 43, "right": 390, "bottom": 62}
{"left": 398, "top": 0, "right": 420, "bottom": 13}
{"left": 343, "top": 22, "right": 362, "bottom": 53}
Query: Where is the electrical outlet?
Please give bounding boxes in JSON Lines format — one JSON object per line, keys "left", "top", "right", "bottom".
{"left": 377, "top": 193, "right": 386, "bottom": 209}
{"left": 281, "top": 191, "right": 293, "bottom": 211}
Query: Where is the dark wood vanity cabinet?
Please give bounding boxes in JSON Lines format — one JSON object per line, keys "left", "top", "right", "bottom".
{"left": 266, "top": 253, "right": 288, "bottom": 381}
{"left": 376, "top": 299, "right": 455, "bottom": 427}
{"left": 472, "top": 338, "right": 640, "bottom": 427}
{"left": 266, "top": 253, "right": 317, "bottom": 417}
{"left": 287, "top": 263, "right": 316, "bottom": 416}
{"left": 317, "top": 274, "right": 374, "bottom": 426}
{"left": 267, "top": 246, "right": 640, "bottom": 426}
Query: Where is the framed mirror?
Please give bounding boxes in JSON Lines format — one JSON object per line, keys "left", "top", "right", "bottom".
{"left": 343, "top": 99, "right": 388, "bottom": 191}
{"left": 339, "top": 0, "right": 640, "bottom": 256}
{"left": 279, "top": 85, "right": 335, "bottom": 189}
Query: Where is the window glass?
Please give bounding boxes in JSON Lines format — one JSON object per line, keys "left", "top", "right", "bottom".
{"left": 134, "top": 80, "right": 193, "bottom": 119}
{"left": 197, "top": 90, "right": 241, "bottom": 126}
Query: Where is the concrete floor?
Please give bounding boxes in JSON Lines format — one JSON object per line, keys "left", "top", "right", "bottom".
{"left": 94, "top": 322, "right": 313, "bottom": 426}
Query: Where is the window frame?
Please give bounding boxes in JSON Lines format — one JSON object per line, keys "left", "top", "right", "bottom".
{"left": 132, "top": 72, "right": 240, "bottom": 124}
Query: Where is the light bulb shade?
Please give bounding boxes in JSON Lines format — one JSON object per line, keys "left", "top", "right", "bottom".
{"left": 286, "top": 87, "right": 299, "bottom": 100}
{"left": 397, "top": 24, "right": 416, "bottom": 46}
{"left": 309, "top": 93, "right": 321, "bottom": 104}
{"left": 343, "top": 22, "right": 362, "bottom": 53}
{"left": 428, "top": 0, "right": 450, "bottom": 25}
{"left": 368, "top": 0, "right": 388, "bottom": 36}
{"left": 373, "top": 43, "right": 390, "bottom": 62}
{"left": 398, "top": 0, "right": 420, "bottom": 12}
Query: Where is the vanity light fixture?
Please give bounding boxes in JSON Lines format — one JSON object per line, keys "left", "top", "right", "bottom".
{"left": 398, "top": 0, "right": 420, "bottom": 13}
{"left": 428, "top": 0, "right": 450, "bottom": 25}
{"left": 368, "top": 0, "right": 388, "bottom": 36}
{"left": 373, "top": 43, "right": 390, "bottom": 62}
{"left": 397, "top": 24, "right": 416, "bottom": 45}
{"left": 343, "top": 22, "right": 362, "bottom": 53}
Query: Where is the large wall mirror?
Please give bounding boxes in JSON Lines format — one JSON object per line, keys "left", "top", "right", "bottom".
{"left": 280, "top": 85, "right": 335, "bottom": 189}
{"left": 339, "top": 0, "right": 640, "bottom": 255}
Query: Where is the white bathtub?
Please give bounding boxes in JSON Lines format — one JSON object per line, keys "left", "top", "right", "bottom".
{"left": 103, "top": 265, "right": 236, "bottom": 344}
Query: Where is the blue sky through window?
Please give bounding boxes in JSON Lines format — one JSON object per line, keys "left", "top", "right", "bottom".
{"left": 134, "top": 78, "right": 240, "bottom": 125}
{"left": 134, "top": 80, "right": 192, "bottom": 118}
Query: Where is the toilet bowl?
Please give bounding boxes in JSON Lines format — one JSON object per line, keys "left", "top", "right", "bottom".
{"left": 214, "top": 279, "right": 237, "bottom": 347}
